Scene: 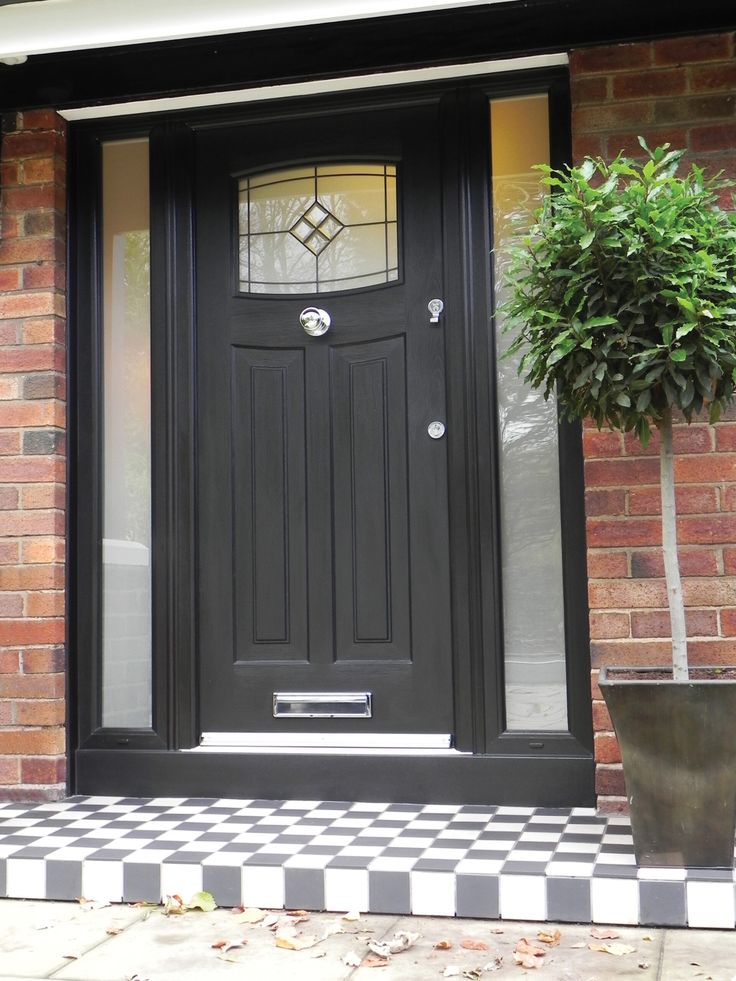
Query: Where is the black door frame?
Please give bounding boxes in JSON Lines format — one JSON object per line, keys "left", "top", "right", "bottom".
{"left": 70, "top": 68, "right": 595, "bottom": 804}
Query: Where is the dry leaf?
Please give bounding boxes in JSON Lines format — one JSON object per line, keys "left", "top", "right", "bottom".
{"left": 538, "top": 928, "right": 561, "bottom": 946}
{"left": 287, "top": 909, "right": 309, "bottom": 917}
{"left": 513, "top": 951, "right": 543, "bottom": 969}
{"left": 642, "top": 934, "right": 654, "bottom": 942}
{"left": 163, "top": 895, "right": 185, "bottom": 916}
{"left": 342, "top": 910, "right": 361, "bottom": 921}
{"left": 78, "top": 898, "right": 112, "bottom": 911}
{"left": 491, "top": 927, "right": 505, "bottom": 934}
{"left": 369, "top": 930, "right": 419, "bottom": 958}
{"left": 570, "top": 941, "right": 586, "bottom": 949}
{"left": 274, "top": 926, "right": 318, "bottom": 951}
{"left": 461, "top": 938, "right": 489, "bottom": 951}
{"left": 321, "top": 921, "right": 345, "bottom": 940}
{"left": 515, "top": 939, "right": 546, "bottom": 957}
{"left": 236, "top": 907, "right": 266, "bottom": 924}
{"left": 589, "top": 942, "right": 636, "bottom": 957}
{"left": 433, "top": 940, "right": 453, "bottom": 950}
{"left": 311, "top": 950, "right": 327, "bottom": 959}
{"left": 590, "top": 927, "right": 619, "bottom": 940}
{"left": 62, "top": 953, "right": 80, "bottom": 961}
{"left": 106, "top": 927, "right": 122, "bottom": 936}
{"left": 362, "top": 954, "right": 390, "bottom": 968}
{"left": 639, "top": 960, "right": 651, "bottom": 970}
{"left": 442, "top": 968, "right": 461, "bottom": 978}
{"left": 462, "top": 970, "right": 483, "bottom": 980}
{"left": 342, "top": 951, "right": 363, "bottom": 967}
{"left": 263, "top": 914, "right": 281, "bottom": 930}
{"left": 483, "top": 956, "right": 504, "bottom": 972}
{"left": 211, "top": 939, "right": 248, "bottom": 953}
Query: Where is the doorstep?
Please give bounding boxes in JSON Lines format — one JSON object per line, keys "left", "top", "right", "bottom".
{"left": 0, "top": 796, "right": 733, "bottom": 929}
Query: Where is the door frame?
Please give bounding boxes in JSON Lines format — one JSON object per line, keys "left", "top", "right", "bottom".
{"left": 70, "top": 69, "right": 595, "bottom": 804}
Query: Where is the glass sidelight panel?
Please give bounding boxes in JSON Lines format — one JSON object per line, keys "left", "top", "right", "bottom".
{"left": 238, "top": 164, "right": 398, "bottom": 293}
{"left": 101, "top": 139, "right": 152, "bottom": 728}
{"left": 490, "top": 95, "right": 568, "bottom": 731}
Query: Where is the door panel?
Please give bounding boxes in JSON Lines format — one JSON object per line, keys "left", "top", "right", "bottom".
{"left": 196, "top": 101, "right": 453, "bottom": 738}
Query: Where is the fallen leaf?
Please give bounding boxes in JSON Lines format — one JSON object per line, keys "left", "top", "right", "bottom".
{"left": 590, "top": 927, "right": 619, "bottom": 940}
{"left": 106, "top": 927, "right": 122, "bottom": 936}
{"left": 185, "top": 891, "right": 217, "bottom": 912}
{"left": 442, "top": 968, "right": 461, "bottom": 978}
{"left": 589, "top": 942, "right": 636, "bottom": 957}
{"left": 162, "top": 895, "right": 185, "bottom": 916}
{"left": 433, "top": 940, "right": 453, "bottom": 950}
{"left": 342, "top": 910, "right": 361, "bottom": 921}
{"left": 639, "top": 960, "right": 651, "bottom": 970}
{"left": 483, "top": 956, "right": 504, "bottom": 972}
{"left": 369, "top": 930, "right": 420, "bottom": 957}
{"left": 342, "top": 951, "right": 363, "bottom": 967}
{"left": 211, "top": 939, "right": 248, "bottom": 953}
{"left": 490, "top": 927, "right": 505, "bottom": 934}
{"left": 537, "top": 928, "right": 561, "bottom": 946}
{"left": 463, "top": 970, "right": 483, "bottom": 980}
{"left": 263, "top": 914, "right": 281, "bottom": 930}
{"left": 515, "top": 939, "right": 546, "bottom": 958}
{"left": 461, "top": 938, "right": 489, "bottom": 951}
{"left": 127, "top": 975, "right": 150, "bottom": 981}
{"left": 274, "top": 926, "right": 319, "bottom": 951}
{"left": 287, "top": 909, "right": 309, "bottom": 917}
{"left": 513, "top": 951, "right": 544, "bottom": 969}
{"left": 642, "top": 935, "right": 654, "bottom": 942}
{"left": 570, "top": 941, "right": 586, "bottom": 949}
{"left": 311, "top": 950, "right": 326, "bottom": 959}
{"left": 321, "top": 921, "right": 345, "bottom": 940}
{"left": 362, "top": 954, "right": 391, "bottom": 968}
{"left": 62, "top": 953, "right": 80, "bottom": 961}
{"left": 78, "top": 898, "right": 112, "bottom": 911}
{"left": 236, "top": 907, "right": 265, "bottom": 924}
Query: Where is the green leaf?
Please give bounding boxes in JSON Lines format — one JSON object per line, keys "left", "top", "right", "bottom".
{"left": 615, "top": 393, "right": 631, "bottom": 407}
{"left": 186, "top": 891, "right": 217, "bottom": 912}
{"left": 669, "top": 349, "right": 687, "bottom": 362}
{"left": 579, "top": 231, "right": 595, "bottom": 250}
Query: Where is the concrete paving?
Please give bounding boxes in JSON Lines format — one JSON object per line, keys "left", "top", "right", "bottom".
{"left": 1, "top": 899, "right": 735, "bottom": 981}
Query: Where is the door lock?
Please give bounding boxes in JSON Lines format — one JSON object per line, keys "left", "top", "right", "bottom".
{"left": 427, "top": 421, "right": 446, "bottom": 439}
{"left": 300, "top": 307, "right": 331, "bottom": 336}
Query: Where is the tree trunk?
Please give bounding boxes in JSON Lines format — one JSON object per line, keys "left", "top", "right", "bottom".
{"left": 659, "top": 408, "right": 688, "bottom": 681}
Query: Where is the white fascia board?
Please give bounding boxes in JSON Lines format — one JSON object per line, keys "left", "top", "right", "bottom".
{"left": 0, "top": 0, "right": 506, "bottom": 61}
{"left": 60, "top": 53, "right": 569, "bottom": 121}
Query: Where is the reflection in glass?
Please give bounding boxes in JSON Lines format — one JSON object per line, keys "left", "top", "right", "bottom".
{"left": 101, "top": 139, "right": 152, "bottom": 728}
{"left": 490, "top": 95, "right": 569, "bottom": 732}
{"left": 238, "top": 164, "right": 398, "bottom": 294}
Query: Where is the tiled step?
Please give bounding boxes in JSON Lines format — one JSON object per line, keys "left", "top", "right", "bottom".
{"left": 0, "top": 796, "right": 734, "bottom": 929}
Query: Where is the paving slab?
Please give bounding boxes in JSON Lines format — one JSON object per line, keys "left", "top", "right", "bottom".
{"left": 660, "top": 928, "right": 736, "bottom": 981}
{"left": 0, "top": 899, "right": 145, "bottom": 979}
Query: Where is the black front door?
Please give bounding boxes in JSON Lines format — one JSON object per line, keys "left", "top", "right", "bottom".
{"left": 195, "top": 100, "right": 454, "bottom": 742}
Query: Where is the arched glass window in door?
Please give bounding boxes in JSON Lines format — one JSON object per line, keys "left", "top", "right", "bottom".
{"left": 238, "top": 163, "right": 398, "bottom": 294}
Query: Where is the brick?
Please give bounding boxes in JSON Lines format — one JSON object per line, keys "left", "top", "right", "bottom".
{"left": 0, "top": 431, "right": 20, "bottom": 454}
{"left": 0, "top": 729, "right": 65, "bottom": 756}
{"left": 0, "top": 292, "right": 61, "bottom": 319}
{"left": 573, "top": 102, "right": 654, "bottom": 134}
{"left": 22, "top": 212, "right": 60, "bottom": 236}
{"left": 22, "top": 264, "right": 66, "bottom": 291}
{"left": 631, "top": 609, "right": 718, "bottom": 638}
{"left": 15, "top": 701, "right": 65, "bottom": 727}
{"left": 623, "top": 424, "right": 713, "bottom": 456}
{"left": 20, "top": 109, "right": 66, "bottom": 132}
{"left": 590, "top": 638, "right": 675, "bottom": 668}
{"left": 716, "top": 426, "right": 736, "bottom": 452}
{"left": 612, "top": 68, "right": 687, "bottom": 100}
{"left": 720, "top": 609, "right": 736, "bottom": 636}
{"left": 0, "top": 487, "right": 19, "bottom": 509}
{"left": 585, "top": 457, "right": 660, "bottom": 487}
{"left": 594, "top": 733, "right": 621, "bottom": 764}
{"left": 586, "top": 517, "right": 660, "bottom": 548}
{"left": 675, "top": 455, "right": 736, "bottom": 482}
{"left": 572, "top": 135, "right": 605, "bottom": 162}
{"left": 570, "top": 43, "right": 652, "bottom": 74}
{"left": 0, "top": 268, "right": 21, "bottom": 291}
{"left": 2, "top": 185, "right": 61, "bottom": 213}
{"left": 690, "top": 63, "right": 736, "bottom": 92}
{"left": 0, "top": 344, "right": 65, "bottom": 373}
{"left": 590, "top": 611, "right": 630, "bottom": 639}
{"left": 22, "top": 318, "right": 65, "bottom": 345}
{"left": 725, "top": 548, "right": 736, "bottom": 575}
{"left": 21, "top": 538, "right": 65, "bottom": 564}
{"left": 21, "top": 158, "right": 55, "bottom": 184}
{"left": 22, "top": 647, "right": 65, "bottom": 673}
{"left": 654, "top": 94, "right": 736, "bottom": 124}
{"left": 0, "top": 238, "right": 57, "bottom": 265}
{"left": 0, "top": 378, "right": 21, "bottom": 399}
{"left": 0, "top": 456, "right": 63, "bottom": 482}
{"left": 691, "top": 123, "right": 736, "bottom": 153}
{"left": 21, "top": 484, "right": 64, "bottom": 510}
{"left": 605, "top": 128, "right": 689, "bottom": 159}
{"left": 589, "top": 579, "right": 667, "bottom": 609}
{"left": 683, "top": 578, "right": 736, "bottom": 606}
{"left": 0, "top": 565, "right": 64, "bottom": 589}
{"left": 0, "top": 401, "right": 58, "bottom": 427}
{"left": 0, "top": 674, "right": 64, "bottom": 698}
{"left": 571, "top": 75, "right": 609, "bottom": 104}
{"left": 595, "top": 765, "right": 626, "bottom": 797}
{"left": 0, "top": 758, "right": 20, "bottom": 785}
{"left": 0, "top": 618, "right": 64, "bottom": 646}
{"left": 22, "top": 429, "right": 65, "bottom": 455}
{"left": 592, "top": 699, "right": 612, "bottom": 731}
{"left": 25, "top": 592, "right": 64, "bottom": 616}
{"left": 0, "top": 543, "right": 20, "bottom": 565}
{"left": 678, "top": 515, "right": 736, "bottom": 545}
{"left": 631, "top": 548, "right": 719, "bottom": 578}
{"left": 587, "top": 551, "right": 629, "bottom": 578}
{"left": 0, "top": 651, "right": 20, "bottom": 673}
{"left": 0, "top": 594, "right": 23, "bottom": 617}
{"left": 628, "top": 485, "right": 718, "bottom": 515}
{"left": 20, "top": 757, "right": 66, "bottom": 784}
{"left": 585, "top": 488, "right": 625, "bottom": 517}
{"left": 583, "top": 429, "right": 622, "bottom": 458}
{"left": 654, "top": 33, "right": 733, "bottom": 65}
{"left": 1, "top": 131, "right": 61, "bottom": 160}
{"left": 22, "top": 373, "right": 65, "bottom": 400}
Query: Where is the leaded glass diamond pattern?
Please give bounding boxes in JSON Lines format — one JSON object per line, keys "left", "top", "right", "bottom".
{"left": 290, "top": 202, "right": 344, "bottom": 255}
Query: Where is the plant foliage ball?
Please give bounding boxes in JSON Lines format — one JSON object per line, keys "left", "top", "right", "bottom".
{"left": 502, "top": 139, "right": 736, "bottom": 445}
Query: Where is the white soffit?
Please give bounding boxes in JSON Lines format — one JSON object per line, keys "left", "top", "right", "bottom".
{"left": 60, "top": 53, "right": 568, "bottom": 121}
{"left": 0, "top": 0, "right": 507, "bottom": 61}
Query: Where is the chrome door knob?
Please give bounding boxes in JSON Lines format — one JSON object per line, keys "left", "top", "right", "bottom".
{"left": 427, "top": 421, "right": 446, "bottom": 439}
{"left": 300, "top": 307, "right": 331, "bottom": 336}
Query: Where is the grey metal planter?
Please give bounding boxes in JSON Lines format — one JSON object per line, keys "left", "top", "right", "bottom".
{"left": 599, "top": 666, "right": 736, "bottom": 869}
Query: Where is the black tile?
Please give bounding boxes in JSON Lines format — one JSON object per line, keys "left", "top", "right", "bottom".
{"left": 11, "top": 846, "right": 59, "bottom": 859}
{"left": 369, "top": 869, "right": 411, "bottom": 914}
{"left": 284, "top": 867, "right": 324, "bottom": 911}
{"left": 123, "top": 862, "right": 161, "bottom": 903}
{"left": 412, "top": 858, "right": 459, "bottom": 872}
{"left": 327, "top": 855, "right": 372, "bottom": 869}
{"left": 203, "top": 865, "right": 242, "bottom": 906}
{"left": 46, "top": 860, "right": 83, "bottom": 901}
{"left": 640, "top": 880, "right": 687, "bottom": 926}
{"left": 196, "top": 833, "right": 238, "bottom": 843}
{"left": 243, "top": 852, "right": 293, "bottom": 866}
{"left": 546, "top": 877, "right": 591, "bottom": 923}
{"left": 593, "top": 864, "right": 639, "bottom": 878}
{"left": 163, "top": 852, "right": 212, "bottom": 864}
{"left": 86, "top": 849, "right": 136, "bottom": 861}
{"left": 499, "top": 861, "right": 548, "bottom": 875}
{"left": 456, "top": 873, "right": 499, "bottom": 918}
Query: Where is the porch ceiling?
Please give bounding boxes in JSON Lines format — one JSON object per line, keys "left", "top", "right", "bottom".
{"left": 0, "top": 0, "right": 493, "bottom": 61}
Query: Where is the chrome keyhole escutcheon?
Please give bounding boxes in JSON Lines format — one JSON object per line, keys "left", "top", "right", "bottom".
{"left": 300, "top": 307, "right": 331, "bottom": 336}
{"left": 427, "top": 421, "right": 446, "bottom": 439}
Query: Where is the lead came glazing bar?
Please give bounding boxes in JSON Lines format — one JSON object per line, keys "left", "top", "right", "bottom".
{"left": 273, "top": 692, "right": 372, "bottom": 718}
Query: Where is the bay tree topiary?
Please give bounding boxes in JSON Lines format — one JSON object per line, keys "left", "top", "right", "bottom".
{"left": 502, "top": 139, "right": 736, "bottom": 682}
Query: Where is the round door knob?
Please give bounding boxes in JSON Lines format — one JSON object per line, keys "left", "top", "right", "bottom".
{"left": 427, "top": 421, "right": 446, "bottom": 439}
{"left": 300, "top": 307, "right": 331, "bottom": 336}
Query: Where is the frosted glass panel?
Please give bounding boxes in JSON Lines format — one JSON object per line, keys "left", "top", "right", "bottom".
{"left": 101, "top": 138, "right": 152, "bottom": 729}
{"left": 238, "top": 164, "right": 398, "bottom": 294}
{"left": 490, "top": 95, "right": 568, "bottom": 731}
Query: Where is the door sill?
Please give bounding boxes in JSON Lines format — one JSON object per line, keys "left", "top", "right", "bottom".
{"left": 192, "top": 732, "right": 463, "bottom": 754}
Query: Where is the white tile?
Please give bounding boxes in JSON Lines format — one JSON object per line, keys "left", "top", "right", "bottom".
{"left": 383, "top": 837, "right": 433, "bottom": 850}
{"left": 42, "top": 846, "right": 98, "bottom": 861}
{"left": 368, "top": 856, "right": 417, "bottom": 872}
{"left": 420, "top": 848, "right": 466, "bottom": 860}
{"left": 506, "top": 849, "right": 554, "bottom": 863}
{"left": 328, "top": 818, "right": 372, "bottom": 828}
{"left": 591, "top": 877, "right": 639, "bottom": 924}
{"left": 308, "top": 835, "right": 356, "bottom": 847}
{"left": 255, "top": 843, "right": 303, "bottom": 855}
{"left": 410, "top": 871, "right": 456, "bottom": 916}
{"left": 687, "top": 881, "right": 736, "bottom": 928}
{"left": 407, "top": 820, "right": 447, "bottom": 831}
{"left": 336, "top": 846, "right": 385, "bottom": 858}
{"left": 0, "top": 844, "right": 25, "bottom": 858}
{"left": 281, "top": 801, "right": 321, "bottom": 810}
{"left": 283, "top": 853, "right": 333, "bottom": 869}
{"left": 546, "top": 861, "right": 595, "bottom": 877}
{"left": 596, "top": 853, "right": 636, "bottom": 866}
{"left": 558, "top": 842, "right": 600, "bottom": 854}
{"left": 455, "top": 858, "right": 503, "bottom": 874}
{"left": 160, "top": 862, "right": 203, "bottom": 901}
{"left": 499, "top": 874, "right": 546, "bottom": 920}
{"left": 437, "top": 829, "right": 482, "bottom": 840}
{"left": 528, "top": 814, "right": 568, "bottom": 824}
{"left": 324, "top": 868, "right": 369, "bottom": 912}
{"left": 483, "top": 822, "right": 525, "bottom": 833}
{"left": 422, "top": 804, "right": 462, "bottom": 813}
{"left": 637, "top": 867, "right": 687, "bottom": 881}
{"left": 496, "top": 806, "right": 534, "bottom": 816}
{"left": 571, "top": 808, "right": 598, "bottom": 817}
{"left": 82, "top": 860, "right": 124, "bottom": 901}
{"left": 469, "top": 839, "right": 516, "bottom": 851}
{"left": 241, "top": 865, "right": 284, "bottom": 908}
{"left": 350, "top": 802, "right": 388, "bottom": 811}
{"left": 6, "top": 858, "right": 45, "bottom": 898}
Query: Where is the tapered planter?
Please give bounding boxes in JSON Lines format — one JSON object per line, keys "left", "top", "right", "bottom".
{"left": 599, "top": 667, "right": 736, "bottom": 868}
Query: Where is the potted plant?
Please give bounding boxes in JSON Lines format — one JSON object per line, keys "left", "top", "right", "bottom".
{"left": 502, "top": 138, "right": 736, "bottom": 867}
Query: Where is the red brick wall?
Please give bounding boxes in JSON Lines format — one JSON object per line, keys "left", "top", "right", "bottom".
{"left": 0, "top": 110, "right": 67, "bottom": 800}
{"left": 570, "top": 32, "right": 736, "bottom": 810}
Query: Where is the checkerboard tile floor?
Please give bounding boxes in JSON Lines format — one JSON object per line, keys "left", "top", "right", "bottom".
{"left": 0, "top": 797, "right": 734, "bottom": 928}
